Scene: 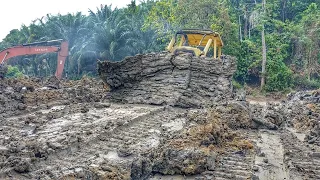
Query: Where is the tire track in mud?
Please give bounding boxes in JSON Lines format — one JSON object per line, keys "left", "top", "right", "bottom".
{"left": 33, "top": 105, "right": 186, "bottom": 178}
{"left": 89, "top": 106, "right": 179, "bottom": 155}
{"left": 248, "top": 97, "right": 320, "bottom": 180}
{"left": 212, "top": 153, "right": 254, "bottom": 180}
{"left": 281, "top": 130, "right": 320, "bottom": 180}
{"left": 254, "top": 130, "right": 289, "bottom": 180}
{"left": 248, "top": 98, "right": 290, "bottom": 180}
{"left": 210, "top": 131, "right": 256, "bottom": 180}
{"left": 150, "top": 130, "right": 258, "bottom": 180}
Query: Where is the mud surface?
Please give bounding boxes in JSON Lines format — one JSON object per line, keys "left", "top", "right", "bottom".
{"left": 0, "top": 75, "right": 256, "bottom": 179}
{"left": 1, "top": 60, "right": 320, "bottom": 179}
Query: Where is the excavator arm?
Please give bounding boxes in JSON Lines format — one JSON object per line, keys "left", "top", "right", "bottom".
{"left": 0, "top": 40, "right": 69, "bottom": 79}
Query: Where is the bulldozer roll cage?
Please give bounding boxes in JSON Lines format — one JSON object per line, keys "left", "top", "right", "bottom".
{"left": 166, "top": 29, "right": 224, "bottom": 59}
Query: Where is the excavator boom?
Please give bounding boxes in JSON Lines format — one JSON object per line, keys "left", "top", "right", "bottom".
{"left": 0, "top": 40, "right": 69, "bottom": 79}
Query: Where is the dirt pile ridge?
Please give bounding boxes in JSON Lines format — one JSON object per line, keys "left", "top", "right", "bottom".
{"left": 0, "top": 75, "right": 258, "bottom": 180}
{"left": 129, "top": 101, "right": 256, "bottom": 179}
{"left": 0, "top": 76, "right": 108, "bottom": 118}
{"left": 98, "top": 52, "right": 237, "bottom": 108}
{"left": 1, "top": 52, "right": 320, "bottom": 180}
{"left": 285, "top": 90, "right": 320, "bottom": 145}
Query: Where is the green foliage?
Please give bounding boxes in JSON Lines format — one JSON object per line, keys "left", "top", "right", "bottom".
{"left": 265, "top": 60, "right": 293, "bottom": 91}
{"left": 1, "top": 0, "right": 320, "bottom": 92}
{"left": 232, "top": 80, "right": 243, "bottom": 89}
{"left": 1, "top": 2, "right": 158, "bottom": 78}
{"left": 293, "top": 75, "right": 320, "bottom": 90}
{"left": 5, "top": 65, "right": 23, "bottom": 78}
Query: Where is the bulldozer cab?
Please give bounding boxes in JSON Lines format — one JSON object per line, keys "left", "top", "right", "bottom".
{"left": 166, "top": 29, "right": 223, "bottom": 59}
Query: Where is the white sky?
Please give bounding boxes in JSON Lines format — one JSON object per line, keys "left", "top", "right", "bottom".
{"left": 0, "top": 0, "right": 134, "bottom": 40}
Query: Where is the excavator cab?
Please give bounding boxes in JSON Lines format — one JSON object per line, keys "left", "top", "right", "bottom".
{"left": 166, "top": 29, "right": 223, "bottom": 59}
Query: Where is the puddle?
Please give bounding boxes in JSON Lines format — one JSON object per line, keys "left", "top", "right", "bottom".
{"left": 287, "top": 127, "right": 306, "bottom": 142}
{"left": 40, "top": 105, "right": 66, "bottom": 114}
{"left": 162, "top": 118, "right": 185, "bottom": 132}
{"left": 255, "top": 130, "right": 289, "bottom": 180}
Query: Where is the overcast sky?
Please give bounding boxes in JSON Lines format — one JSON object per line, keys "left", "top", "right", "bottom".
{"left": 0, "top": 0, "right": 134, "bottom": 40}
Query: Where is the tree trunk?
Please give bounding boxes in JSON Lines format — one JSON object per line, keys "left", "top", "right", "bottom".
{"left": 244, "top": 6, "right": 248, "bottom": 39}
{"left": 307, "top": 47, "right": 312, "bottom": 80}
{"left": 239, "top": 15, "right": 242, "bottom": 41}
{"left": 261, "top": 0, "right": 267, "bottom": 90}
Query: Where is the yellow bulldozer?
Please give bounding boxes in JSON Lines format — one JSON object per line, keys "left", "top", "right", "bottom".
{"left": 166, "top": 29, "right": 223, "bottom": 59}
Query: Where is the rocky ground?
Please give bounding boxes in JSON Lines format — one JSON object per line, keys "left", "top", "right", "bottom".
{"left": 0, "top": 53, "right": 319, "bottom": 180}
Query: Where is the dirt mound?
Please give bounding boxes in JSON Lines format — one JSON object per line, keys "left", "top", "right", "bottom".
{"left": 44, "top": 76, "right": 60, "bottom": 89}
{"left": 214, "top": 101, "right": 253, "bottom": 129}
{"left": 24, "top": 76, "right": 107, "bottom": 106}
{"left": 250, "top": 102, "right": 286, "bottom": 130}
{"left": 0, "top": 64, "right": 8, "bottom": 79}
{"left": 130, "top": 103, "right": 254, "bottom": 179}
{"left": 0, "top": 76, "right": 108, "bottom": 118}
{"left": 98, "top": 52, "right": 236, "bottom": 108}
{"left": 0, "top": 77, "right": 39, "bottom": 118}
{"left": 285, "top": 90, "right": 320, "bottom": 145}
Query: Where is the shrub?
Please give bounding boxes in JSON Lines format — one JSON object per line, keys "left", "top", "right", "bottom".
{"left": 232, "top": 79, "right": 243, "bottom": 89}
{"left": 265, "top": 60, "right": 293, "bottom": 92}
{"left": 293, "top": 75, "right": 320, "bottom": 90}
{"left": 5, "top": 65, "right": 23, "bottom": 78}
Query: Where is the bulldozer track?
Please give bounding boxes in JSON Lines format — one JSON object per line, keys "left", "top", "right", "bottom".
{"left": 35, "top": 105, "right": 187, "bottom": 177}
{"left": 210, "top": 131, "right": 256, "bottom": 180}
{"left": 281, "top": 130, "right": 320, "bottom": 180}
{"left": 212, "top": 153, "right": 254, "bottom": 180}
{"left": 90, "top": 106, "right": 185, "bottom": 154}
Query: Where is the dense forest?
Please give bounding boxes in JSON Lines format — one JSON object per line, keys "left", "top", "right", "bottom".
{"left": 1, "top": 0, "right": 320, "bottom": 92}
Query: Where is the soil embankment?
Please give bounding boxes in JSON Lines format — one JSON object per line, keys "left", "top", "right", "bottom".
{"left": 0, "top": 54, "right": 319, "bottom": 179}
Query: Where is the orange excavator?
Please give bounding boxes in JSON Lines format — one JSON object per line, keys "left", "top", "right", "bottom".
{"left": 0, "top": 39, "right": 69, "bottom": 79}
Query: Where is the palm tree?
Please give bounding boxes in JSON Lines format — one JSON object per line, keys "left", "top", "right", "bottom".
{"left": 125, "top": 0, "right": 161, "bottom": 54}
{"left": 37, "top": 12, "right": 89, "bottom": 76}
{"left": 87, "top": 5, "right": 135, "bottom": 61}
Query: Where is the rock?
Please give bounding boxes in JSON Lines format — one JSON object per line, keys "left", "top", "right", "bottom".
{"left": 259, "top": 152, "right": 265, "bottom": 157}
{"left": 20, "top": 87, "right": 27, "bottom": 93}
{"left": 195, "top": 177, "right": 206, "bottom": 180}
{"left": 310, "top": 152, "right": 320, "bottom": 158}
{"left": 252, "top": 174, "right": 260, "bottom": 180}
{"left": 80, "top": 107, "right": 89, "bottom": 113}
{"left": 130, "top": 157, "right": 152, "bottom": 180}
{"left": 13, "top": 158, "right": 31, "bottom": 173}
{"left": 44, "top": 76, "right": 60, "bottom": 89}
{"left": 253, "top": 118, "right": 278, "bottom": 130}
{"left": 17, "top": 103, "right": 27, "bottom": 110}
{"left": 47, "top": 142, "right": 63, "bottom": 150}
{"left": 94, "top": 102, "right": 111, "bottom": 109}
{"left": 151, "top": 147, "right": 216, "bottom": 175}
{"left": 0, "top": 146, "right": 9, "bottom": 155}
{"left": 234, "top": 88, "right": 246, "bottom": 101}
{"left": 75, "top": 168, "right": 85, "bottom": 178}
{"left": 308, "top": 137, "right": 317, "bottom": 144}
{"left": 117, "top": 146, "right": 132, "bottom": 157}
{"left": 206, "top": 155, "right": 216, "bottom": 171}
{"left": 101, "top": 165, "right": 113, "bottom": 172}
{"left": 253, "top": 165, "right": 259, "bottom": 171}
{"left": 263, "top": 158, "right": 268, "bottom": 163}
